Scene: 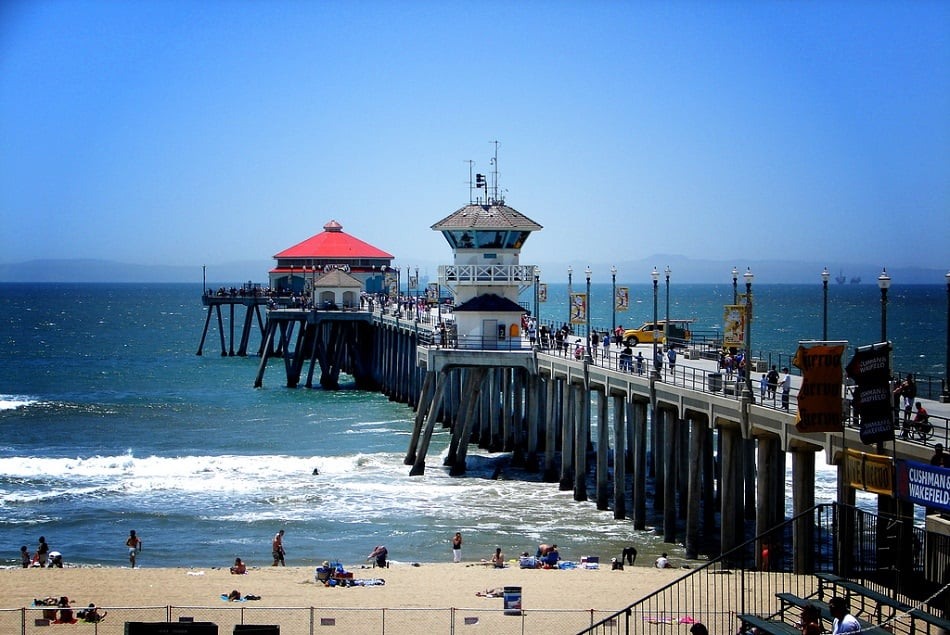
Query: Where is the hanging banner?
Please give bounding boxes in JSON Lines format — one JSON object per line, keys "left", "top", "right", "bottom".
{"left": 426, "top": 283, "right": 439, "bottom": 301}
{"left": 384, "top": 272, "right": 398, "bottom": 298}
{"left": 570, "top": 293, "right": 587, "bottom": 325}
{"left": 723, "top": 304, "right": 746, "bottom": 349}
{"left": 845, "top": 342, "right": 894, "bottom": 444}
{"left": 896, "top": 460, "right": 950, "bottom": 512}
{"left": 616, "top": 287, "right": 629, "bottom": 312}
{"left": 793, "top": 343, "right": 846, "bottom": 433}
{"left": 539, "top": 283, "right": 548, "bottom": 303}
{"left": 842, "top": 449, "right": 894, "bottom": 496}
{"left": 408, "top": 274, "right": 418, "bottom": 290}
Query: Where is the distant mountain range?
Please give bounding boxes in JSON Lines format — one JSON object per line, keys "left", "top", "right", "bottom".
{"left": 0, "top": 257, "right": 943, "bottom": 285}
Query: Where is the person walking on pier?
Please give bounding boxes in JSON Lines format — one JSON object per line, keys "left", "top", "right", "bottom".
{"left": 272, "top": 529, "right": 285, "bottom": 566}
{"left": 635, "top": 351, "right": 644, "bottom": 375}
{"left": 666, "top": 347, "right": 677, "bottom": 377}
{"left": 780, "top": 368, "right": 791, "bottom": 411}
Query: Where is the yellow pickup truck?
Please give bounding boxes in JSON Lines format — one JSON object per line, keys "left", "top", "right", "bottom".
{"left": 623, "top": 319, "right": 695, "bottom": 347}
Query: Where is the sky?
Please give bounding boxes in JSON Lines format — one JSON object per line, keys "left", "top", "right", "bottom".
{"left": 1, "top": 0, "right": 948, "bottom": 283}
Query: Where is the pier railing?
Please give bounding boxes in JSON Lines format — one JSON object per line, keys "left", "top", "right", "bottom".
{"left": 581, "top": 503, "right": 948, "bottom": 635}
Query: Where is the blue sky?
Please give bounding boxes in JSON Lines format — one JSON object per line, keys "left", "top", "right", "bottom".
{"left": 1, "top": 0, "right": 947, "bottom": 282}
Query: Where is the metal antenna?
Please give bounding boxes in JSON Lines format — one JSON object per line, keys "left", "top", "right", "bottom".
{"left": 489, "top": 140, "right": 500, "bottom": 203}
{"left": 466, "top": 160, "right": 474, "bottom": 204}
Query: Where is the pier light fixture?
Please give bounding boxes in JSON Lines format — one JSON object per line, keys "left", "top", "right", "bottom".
{"left": 743, "top": 268, "right": 754, "bottom": 399}
{"left": 664, "top": 266, "right": 671, "bottom": 370}
{"left": 732, "top": 266, "right": 739, "bottom": 304}
{"left": 944, "top": 271, "right": 950, "bottom": 402}
{"left": 821, "top": 267, "right": 830, "bottom": 341}
{"left": 877, "top": 268, "right": 891, "bottom": 342}
{"left": 610, "top": 265, "right": 617, "bottom": 348}
{"left": 585, "top": 266, "right": 593, "bottom": 363}
{"left": 651, "top": 267, "right": 660, "bottom": 377}
{"left": 534, "top": 266, "right": 541, "bottom": 350}
{"left": 567, "top": 265, "right": 574, "bottom": 329}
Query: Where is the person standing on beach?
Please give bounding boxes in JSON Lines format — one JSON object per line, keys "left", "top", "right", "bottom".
{"left": 452, "top": 532, "right": 462, "bottom": 563}
{"left": 20, "top": 545, "right": 31, "bottom": 568}
{"left": 272, "top": 529, "right": 285, "bottom": 566}
{"left": 36, "top": 536, "right": 50, "bottom": 568}
{"left": 125, "top": 530, "right": 143, "bottom": 568}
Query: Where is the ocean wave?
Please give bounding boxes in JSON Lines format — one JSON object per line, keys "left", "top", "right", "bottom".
{"left": 0, "top": 395, "right": 38, "bottom": 411}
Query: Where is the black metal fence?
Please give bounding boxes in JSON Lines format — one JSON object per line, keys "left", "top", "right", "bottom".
{"left": 580, "top": 503, "right": 950, "bottom": 635}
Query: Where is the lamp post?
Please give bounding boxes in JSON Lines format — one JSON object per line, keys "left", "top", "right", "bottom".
{"left": 732, "top": 266, "right": 739, "bottom": 304}
{"left": 567, "top": 265, "right": 573, "bottom": 329}
{"left": 944, "top": 271, "right": 950, "bottom": 402}
{"left": 821, "top": 267, "right": 830, "bottom": 341}
{"left": 585, "top": 266, "right": 593, "bottom": 363}
{"left": 610, "top": 265, "right": 617, "bottom": 344}
{"left": 878, "top": 268, "right": 891, "bottom": 342}
{"left": 534, "top": 266, "right": 541, "bottom": 350}
{"left": 651, "top": 266, "right": 660, "bottom": 377}
{"left": 664, "top": 264, "right": 671, "bottom": 345}
{"left": 743, "top": 268, "right": 755, "bottom": 399}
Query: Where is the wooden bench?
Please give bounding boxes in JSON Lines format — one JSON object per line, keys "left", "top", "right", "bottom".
{"left": 737, "top": 613, "right": 802, "bottom": 635}
{"left": 816, "top": 573, "right": 950, "bottom": 635}
{"left": 775, "top": 592, "right": 891, "bottom": 635}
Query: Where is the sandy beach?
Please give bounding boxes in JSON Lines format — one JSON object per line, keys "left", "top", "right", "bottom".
{"left": 2, "top": 560, "right": 686, "bottom": 612}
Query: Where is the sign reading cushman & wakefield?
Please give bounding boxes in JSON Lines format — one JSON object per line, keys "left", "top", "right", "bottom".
{"left": 793, "top": 343, "right": 846, "bottom": 433}
{"left": 845, "top": 342, "right": 894, "bottom": 445}
{"left": 896, "top": 460, "right": 950, "bottom": 512}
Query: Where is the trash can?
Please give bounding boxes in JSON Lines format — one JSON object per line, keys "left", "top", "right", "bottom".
{"left": 708, "top": 373, "right": 723, "bottom": 392}
{"left": 503, "top": 586, "right": 522, "bottom": 616}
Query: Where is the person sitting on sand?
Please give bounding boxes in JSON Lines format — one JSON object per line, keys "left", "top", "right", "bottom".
{"left": 490, "top": 547, "right": 505, "bottom": 568}
{"left": 230, "top": 557, "right": 247, "bottom": 574}
{"left": 227, "top": 590, "right": 242, "bottom": 601}
{"left": 54, "top": 596, "right": 76, "bottom": 624}
{"left": 654, "top": 553, "right": 673, "bottom": 568}
{"left": 77, "top": 603, "right": 107, "bottom": 623}
{"left": 367, "top": 545, "right": 388, "bottom": 568}
{"left": 541, "top": 544, "right": 560, "bottom": 568}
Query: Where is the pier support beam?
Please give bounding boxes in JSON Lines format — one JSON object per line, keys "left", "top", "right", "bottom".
{"left": 720, "top": 424, "right": 742, "bottom": 562}
{"left": 792, "top": 448, "right": 816, "bottom": 574}
{"left": 631, "top": 399, "right": 648, "bottom": 530}
{"left": 543, "top": 376, "right": 558, "bottom": 482}
{"left": 595, "top": 387, "right": 609, "bottom": 510}
{"left": 685, "top": 414, "right": 708, "bottom": 559}
{"left": 573, "top": 383, "right": 588, "bottom": 502}
{"left": 559, "top": 382, "right": 575, "bottom": 491}
{"left": 663, "top": 407, "right": 678, "bottom": 543}
{"left": 612, "top": 393, "right": 626, "bottom": 519}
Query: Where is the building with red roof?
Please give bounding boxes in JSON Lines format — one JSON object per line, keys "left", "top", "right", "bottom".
{"left": 269, "top": 220, "right": 394, "bottom": 294}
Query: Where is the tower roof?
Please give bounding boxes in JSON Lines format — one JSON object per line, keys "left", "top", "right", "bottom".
{"left": 274, "top": 220, "right": 394, "bottom": 260}
{"left": 431, "top": 204, "right": 542, "bottom": 232}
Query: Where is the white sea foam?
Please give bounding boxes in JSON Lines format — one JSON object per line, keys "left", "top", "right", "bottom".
{"left": 0, "top": 395, "right": 37, "bottom": 411}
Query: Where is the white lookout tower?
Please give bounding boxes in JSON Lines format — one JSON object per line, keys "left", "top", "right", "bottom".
{"left": 432, "top": 157, "right": 542, "bottom": 349}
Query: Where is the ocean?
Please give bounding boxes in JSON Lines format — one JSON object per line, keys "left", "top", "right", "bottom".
{"left": 0, "top": 282, "right": 945, "bottom": 570}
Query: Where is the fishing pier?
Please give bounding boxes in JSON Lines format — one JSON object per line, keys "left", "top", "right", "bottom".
{"left": 196, "top": 183, "right": 949, "bottom": 588}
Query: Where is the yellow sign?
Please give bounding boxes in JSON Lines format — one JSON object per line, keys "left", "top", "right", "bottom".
{"left": 723, "top": 304, "right": 746, "bottom": 348}
{"left": 842, "top": 449, "right": 894, "bottom": 496}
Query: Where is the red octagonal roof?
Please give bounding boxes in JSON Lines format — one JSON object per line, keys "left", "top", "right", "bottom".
{"left": 273, "top": 220, "right": 394, "bottom": 260}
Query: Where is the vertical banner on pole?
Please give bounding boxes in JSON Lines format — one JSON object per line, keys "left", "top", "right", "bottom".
{"left": 845, "top": 342, "right": 894, "bottom": 444}
{"left": 615, "top": 287, "right": 629, "bottom": 312}
{"left": 723, "top": 304, "right": 746, "bottom": 349}
{"left": 570, "top": 293, "right": 587, "bottom": 325}
{"left": 793, "top": 343, "right": 846, "bottom": 433}
{"left": 539, "top": 283, "right": 548, "bottom": 303}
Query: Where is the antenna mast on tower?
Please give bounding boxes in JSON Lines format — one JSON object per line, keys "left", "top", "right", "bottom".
{"left": 466, "top": 160, "right": 475, "bottom": 204}
{"left": 489, "top": 140, "right": 501, "bottom": 203}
